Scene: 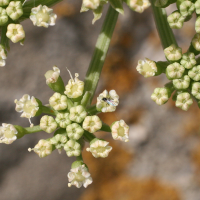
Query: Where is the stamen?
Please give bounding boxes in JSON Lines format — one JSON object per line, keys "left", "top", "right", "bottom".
{"left": 66, "top": 67, "right": 74, "bottom": 82}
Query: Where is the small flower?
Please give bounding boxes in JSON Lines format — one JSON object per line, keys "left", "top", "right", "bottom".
{"left": 50, "top": 134, "right": 68, "bottom": 150}
{"left": 136, "top": 58, "right": 157, "bottom": 77}
{"left": 64, "top": 139, "right": 81, "bottom": 157}
{"left": 172, "top": 75, "right": 190, "bottom": 90}
{"left": 45, "top": 66, "right": 60, "bottom": 84}
{"left": 86, "top": 138, "right": 112, "bottom": 158}
{"left": 175, "top": 92, "right": 193, "bottom": 111}
{"left": 192, "top": 33, "right": 200, "bottom": 51}
{"left": 154, "top": 0, "right": 168, "bottom": 7}
{"left": 81, "top": 0, "right": 100, "bottom": 10}
{"left": 195, "top": 16, "right": 200, "bottom": 33}
{"left": 14, "top": 94, "right": 39, "bottom": 119}
{"left": 28, "top": 139, "right": 52, "bottom": 158}
{"left": 6, "top": 24, "right": 25, "bottom": 43}
{"left": 64, "top": 69, "right": 84, "bottom": 99}
{"left": 110, "top": 120, "right": 129, "bottom": 142}
{"left": 0, "top": 0, "right": 10, "bottom": 6}
{"left": 166, "top": 62, "right": 185, "bottom": 80}
{"left": 127, "top": 0, "right": 151, "bottom": 13}
{"left": 191, "top": 82, "right": 200, "bottom": 100}
{"left": 6, "top": 1, "right": 23, "bottom": 21}
{"left": 55, "top": 113, "right": 71, "bottom": 128}
{"left": 69, "top": 105, "right": 87, "bottom": 123}
{"left": 180, "top": 52, "right": 196, "bottom": 69}
{"left": 0, "top": 8, "right": 8, "bottom": 26}
{"left": 164, "top": 44, "right": 182, "bottom": 61}
{"left": 151, "top": 87, "right": 170, "bottom": 105}
{"left": 179, "top": 1, "right": 195, "bottom": 17}
{"left": 195, "top": 0, "right": 200, "bottom": 14}
{"left": 49, "top": 92, "right": 68, "bottom": 111}
{"left": 188, "top": 65, "right": 200, "bottom": 81}
{"left": 66, "top": 123, "right": 84, "bottom": 140}
{"left": 96, "top": 90, "right": 119, "bottom": 112}
{"left": 30, "top": 5, "right": 57, "bottom": 28}
{"left": 167, "top": 11, "right": 185, "bottom": 29}
{"left": 68, "top": 161, "right": 93, "bottom": 188}
{"left": 40, "top": 115, "right": 57, "bottom": 133}
{"left": 82, "top": 116, "right": 102, "bottom": 133}
{"left": 0, "top": 44, "right": 6, "bottom": 67}
{"left": 0, "top": 123, "right": 17, "bottom": 144}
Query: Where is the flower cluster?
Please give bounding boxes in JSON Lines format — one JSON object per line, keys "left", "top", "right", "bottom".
{"left": 1, "top": 66, "right": 129, "bottom": 188}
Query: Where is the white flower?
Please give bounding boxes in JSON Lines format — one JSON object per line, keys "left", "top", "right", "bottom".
{"left": 68, "top": 163, "right": 93, "bottom": 188}
{"left": 6, "top": 1, "right": 23, "bottom": 21}
{"left": 30, "top": 5, "right": 57, "bottom": 28}
{"left": 175, "top": 92, "right": 193, "bottom": 111}
{"left": 96, "top": 90, "right": 119, "bottom": 112}
{"left": 0, "top": 123, "right": 17, "bottom": 144}
{"left": 111, "top": 120, "right": 129, "bottom": 142}
{"left": 55, "top": 113, "right": 71, "bottom": 128}
{"left": 129, "top": 0, "right": 151, "bottom": 13}
{"left": 45, "top": 66, "right": 60, "bottom": 84}
{"left": 151, "top": 88, "right": 169, "bottom": 105}
{"left": 50, "top": 134, "right": 68, "bottom": 150}
{"left": 86, "top": 139, "right": 112, "bottom": 158}
{"left": 14, "top": 94, "right": 39, "bottom": 119}
{"left": 6, "top": 24, "right": 25, "bottom": 43}
{"left": 28, "top": 139, "right": 52, "bottom": 158}
{"left": 164, "top": 44, "right": 182, "bottom": 61}
{"left": 82, "top": 115, "right": 102, "bottom": 133}
{"left": 40, "top": 115, "right": 57, "bottom": 133}
{"left": 69, "top": 105, "right": 87, "bottom": 123}
{"left": 0, "top": 44, "right": 6, "bottom": 67}
{"left": 49, "top": 92, "right": 68, "bottom": 111}
{"left": 64, "top": 139, "right": 81, "bottom": 157}
{"left": 81, "top": 0, "right": 100, "bottom": 10}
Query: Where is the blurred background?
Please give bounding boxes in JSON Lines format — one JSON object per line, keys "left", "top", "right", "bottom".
{"left": 0, "top": 1, "right": 200, "bottom": 200}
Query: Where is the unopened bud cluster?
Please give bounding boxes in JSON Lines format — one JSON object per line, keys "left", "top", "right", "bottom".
{"left": 1, "top": 66, "right": 129, "bottom": 189}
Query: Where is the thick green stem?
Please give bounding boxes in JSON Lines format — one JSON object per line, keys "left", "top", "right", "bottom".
{"left": 150, "top": 0, "right": 177, "bottom": 49}
{"left": 25, "top": 125, "right": 42, "bottom": 134}
{"left": 84, "top": 6, "right": 119, "bottom": 105}
{"left": 100, "top": 122, "right": 111, "bottom": 132}
{"left": 41, "top": 105, "right": 57, "bottom": 116}
{"left": 83, "top": 131, "right": 96, "bottom": 142}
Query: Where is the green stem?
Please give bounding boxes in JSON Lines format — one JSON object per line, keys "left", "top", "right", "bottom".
{"left": 100, "top": 122, "right": 111, "bottom": 132}
{"left": 1, "top": 26, "right": 9, "bottom": 50}
{"left": 76, "top": 154, "right": 83, "bottom": 161}
{"left": 83, "top": 131, "right": 96, "bottom": 142}
{"left": 84, "top": 5, "right": 119, "bottom": 105}
{"left": 25, "top": 125, "right": 42, "bottom": 134}
{"left": 86, "top": 105, "right": 99, "bottom": 115}
{"left": 41, "top": 105, "right": 57, "bottom": 116}
{"left": 150, "top": 0, "right": 177, "bottom": 49}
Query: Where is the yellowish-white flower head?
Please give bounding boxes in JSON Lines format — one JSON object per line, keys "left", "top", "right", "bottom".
{"left": 82, "top": 115, "right": 102, "bottom": 133}
{"left": 45, "top": 66, "right": 60, "bottom": 84}
{"left": 96, "top": 90, "right": 119, "bottom": 112}
{"left": 68, "top": 162, "right": 93, "bottom": 188}
{"left": 30, "top": 5, "right": 57, "bottom": 28}
{"left": 6, "top": 1, "right": 23, "bottom": 21}
{"left": 50, "top": 134, "right": 68, "bottom": 150}
{"left": 0, "top": 123, "right": 17, "bottom": 144}
{"left": 6, "top": 24, "right": 25, "bottom": 43}
{"left": 129, "top": 0, "right": 151, "bottom": 13}
{"left": 86, "top": 138, "right": 112, "bottom": 158}
{"left": 111, "top": 120, "right": 129, "bottom": 142}
{"left": 55, "top": 113, "right": 71, "bottom": 128}
{"left": 49, "top": 92, "right": 68, "bottom": 111}
{"left": 14, "top": 94, "right": 39, "bottom": 119}
{"left": 136, "top": 58, "right": 157, "bottom": 78}
{"left": 28, "top": 139, "right": 52, "bottom": 158}
{"left": 40, "top": 115, "right": 57, "bottom": 133}
{"left": 0, "top": 44, "right": 6, "bottom": 67}
{"left": 64, "top": 69, "right": 84, "bottom": 99}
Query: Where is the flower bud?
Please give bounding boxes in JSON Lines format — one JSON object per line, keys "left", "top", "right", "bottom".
{"left": 192, "top": 33, "right": 200, "bottom": 52}
{"left": 126, "top": 0, "right": 151, "bottom": 13}
{"left": 69, "top": 105, "right": 87, "bottom": 123}
{"left": 49, "top": 92, "right": 68, "bottom": 111}
{"left": 30, "top": 5, "right": 57, "bottom": 28}
{"left": 164, "top": 44, "right": 182, "bottom": 61}
{"left": 81, "top": 0, "right": 100, "bottom": 10}
{"left": 6, "top": 24, "right": 25, "bottom": 43}
{"left": 0, "top": 0, "right": 10, "bottom": 7}
{"left": 40, "top": 115, "right": 57, "bottom": 133}
{"left": 180, "top": 52, "right": 196, "bottom": 69}
{"left": 151, "top": 87, "right": 170, "bottom": 105}
{"left": 0, "top": 44, "right": 6, "bottom": 67}
{"left": 64, "top": 139, "right": 81, "bottom": 157}
{"left": 45, "top": 66, "right": 60, "bottom": 84}
{"left": 6, "top": 1, "right": 23, "bottom": 21}
{"left": 175, "top": 92, "right": 193, "bottom": 111}
{"left": 172, "top": 75, "right": 190, "bottom": 90}
{"left": 50, "top": 134, "right": 68, "bottom": 150}
{"left": 66, "top": 123, "right": 84, "bottom": 140}
{"left": 191, "top": 82, "right": 200, "bottom": 100}
{"left": 167, "top": 11, "right": 185, "bottom": 29}
{"left": 188, "top": 65, "right": 200, "bottom": 81}
{"left": 179, "top": 1, "right": 195, "bottom": 17}
{"left": 0, "top": 123, "right": 17, "bottom": 144}
{"left": 82, "top": 115, "right": 102, "bottom": 133}
{"left": 55, "top": 113, "right": 71, "bottom": 128}
{"left": 195, "top": 17, "right": 200, "bottom": 33}
{"left": 86, "top": 138, "right": 112, "bottom": 158}
{"left": 166, "top": 62, "right": 185, "bottom": 80}
{"left": 195, "top": 0, "right": 200, "bottom": 14}
{"left": 110, "top": 120, "right": 129, "bottom": 142}
{"left": 0, "top": 8, "right": 8, "bottom": 26}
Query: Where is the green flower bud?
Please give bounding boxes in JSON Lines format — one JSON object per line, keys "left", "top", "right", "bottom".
{"left": 166, "top": 62, "right": 185, "bottom": 80}
{"left": 0, "top": 0, "right": 10, "bottom": 7}
{"left": 151, "top": 87, "right": 171, "bottom": 105}
{"left": 179, "top": 1, "right": 195, "bottom": 17}
{"left": 69, "top": 105, "right": 87, "bottom": 123}
{"left": 40, "top": 115, "right": 57, "bottom": 133}
{"left": 175, "top": 92, "right": 193, "bottom": 111}
{"left": 164, "top": 44, "right": 182, "bottom": 61}
{"left": 0, "top": 8, "right": 8, "bottom": 26}
{"left": 55, "top": 113, "right": 71, "bottom": 128}
{"left": 192, "top": 33, "right": 200, "bottom": 52}
{"left": 0, "top": 123, "right": 17, "bottom": 144}
{"left": 66, "top": 123, "right": 84, "bottom": 140}
{"left": 195, "top": 0, "right": 200, "bottom": 14}
{"left": 180, "top": 52, "right": 196, "bottom": 69}
{"left": 82, "top": 115, "right": 102, "bottom": 133}
{"left": 154, "top": 0, "right": 176, "bottom": 8}
{"left": 6, "top": 1, "right": 23, "bottom": 21}
{"left": 167, "top": 11, "right": 185, "bottom": 29}
{"left": 49, "top": 92, "right": 68, "bottom": 111}
{"left": 172, "top": 75, "right": 190, "bottom": 90}
{"left": 64, "top": 139, "right": 81, "bottom": 157}
{"left": 50, "top": 134, "right": 68, "bottom": 150}
{"left": 196, "top": 16, "right": 200, "bottom": 34}
{"left": 6, "top": 24, "right": 25, "bottom": 43}
{"left": 188, "top": 65, "right": 200, "bottom": 81}
{"left": 191, "top": 82, "right": 200, "bottom": 100}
